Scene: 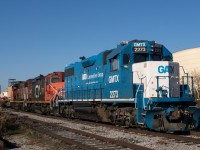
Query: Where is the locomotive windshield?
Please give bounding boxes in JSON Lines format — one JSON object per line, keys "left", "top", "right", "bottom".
{"left": 152, "top": 46, "right": 162, "bottom": 61}
{"left": 134, "top": 54, "right": 147, "bottom": 63}
{"left": 151, "top": 54, "right": 161, "bottom": 61}
{"left": 52, "top": 77, "right": 59, "bottom": 83}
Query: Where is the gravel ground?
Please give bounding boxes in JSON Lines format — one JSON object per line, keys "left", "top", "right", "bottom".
{"left": 10, "top": 111, "right": 200, "bottom": 150}
{"left": 5, "top": 127, "right": 80, "bottom": 150}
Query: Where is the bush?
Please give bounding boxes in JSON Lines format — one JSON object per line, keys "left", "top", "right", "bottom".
{"left": 0, "top": 100, "right": 9, "bottom": 108}
{"left": 0, "top": 114, "right": 20, "bottom": 136}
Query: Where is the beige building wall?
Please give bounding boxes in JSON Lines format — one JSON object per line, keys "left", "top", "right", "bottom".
{"left": 173, "top": 47, "right": 200, "bottom": 99}
{"left": 173, "top": 47, "right": 200, "bottom": 75}
{"left": 0, "top": 87, "right": 12, "bottom": 99}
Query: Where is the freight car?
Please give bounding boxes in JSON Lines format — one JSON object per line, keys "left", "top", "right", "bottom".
{"left": 10, "top": 72, "right": 64, "bottom": 113}
{"left": 57, "top": 40, "right": 200, "bottom": 132}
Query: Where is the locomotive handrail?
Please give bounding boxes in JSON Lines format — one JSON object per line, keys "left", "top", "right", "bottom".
{"left": 181, "top": 75, "right": 194, "bottom": 97}
{"left": 135, "top": 83, "right": 141, "bottom": 109}
{"left": 156, "top": 76, "right": 171, "bottom": 98}
{"left": 155, "top": 75, "right": 182, "bottom": 98}
{"left": 180, "top": 66, "right": 190, "bottom": 94}
{"left": 48, "top": 84, "right": 60, "bottom": 110}
{"left": 180, "top": 66, "right": 188, "bottom": 75}
{"left": 133, "top": 71, "right": 146, "bottom": 109}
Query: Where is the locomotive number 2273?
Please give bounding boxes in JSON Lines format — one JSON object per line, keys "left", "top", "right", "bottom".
{"left": 110, "top": 90, "right": 118, "bottom": 98}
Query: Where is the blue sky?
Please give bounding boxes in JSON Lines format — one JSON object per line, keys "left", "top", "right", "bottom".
{"left": 0, "top": 0, "right": 200, "bottom": 91}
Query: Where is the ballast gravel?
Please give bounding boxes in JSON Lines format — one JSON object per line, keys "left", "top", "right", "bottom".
{"left": 11, "top": 111, "right": 200, "bottom": 150}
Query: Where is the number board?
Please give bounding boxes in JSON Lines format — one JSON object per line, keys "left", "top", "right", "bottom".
{"left": 132, "top": 47, "right": 147, "bottom": 52}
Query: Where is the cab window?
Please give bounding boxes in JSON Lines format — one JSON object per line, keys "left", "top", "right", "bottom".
{"left": 134, "top": 54, "right": 146, "bottom": 63}
{"left": 151, "top": 54, "right": 161, "bottom": 61}
{"left": 110, "top": 56, "right": 119, "bottom": 71}
{"left": 123, "top": 54, "right": 130, "bottom": 65}
{"left": 52, "top": 77, "right": 59, "bottom": 83}
{"left": 46, "top": 77, "right": 50, "bottom": 85}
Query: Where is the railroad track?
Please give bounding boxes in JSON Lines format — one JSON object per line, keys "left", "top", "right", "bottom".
{"left": 76, "top": 119, "right": 200, "bottom": 146}
{"left": 3, "top": 108, "right": 200, "bottom": 149}
{"left": 19, "top": 117, "right": 151, "bottom": 150}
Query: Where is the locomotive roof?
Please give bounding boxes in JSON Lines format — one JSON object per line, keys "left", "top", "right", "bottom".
{"left": 65, "top": 39, "right": 172, "bottom": 69}
{"left": 107, "top": 44, "right": 128, "bottom": 60}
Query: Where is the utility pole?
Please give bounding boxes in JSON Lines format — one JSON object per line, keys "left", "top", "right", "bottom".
{"left": 8, "top": 79, "right": 16, "bottom": 87}
{"left": 0, "top": 84, "right": 1, "bottom": 99}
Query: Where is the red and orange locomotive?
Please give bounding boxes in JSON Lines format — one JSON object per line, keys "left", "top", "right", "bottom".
{"left": 10, "top": 72, "right": 64, "bottom": 113}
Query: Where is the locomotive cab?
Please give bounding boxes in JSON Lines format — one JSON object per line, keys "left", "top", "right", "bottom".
{"left": 45, "top": 72, "right": 64, "bottom": 102}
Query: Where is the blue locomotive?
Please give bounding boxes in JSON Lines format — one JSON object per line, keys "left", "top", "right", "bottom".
{"left": 58, "top": 40, "right": 200, "bottom": 132}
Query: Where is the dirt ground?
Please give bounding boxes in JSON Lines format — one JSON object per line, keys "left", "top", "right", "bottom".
{"left": 0, "top": 110, "right": 77, "bottom": 150}
{"left": 5, "top": 127, "right": 78, "bottom": 150}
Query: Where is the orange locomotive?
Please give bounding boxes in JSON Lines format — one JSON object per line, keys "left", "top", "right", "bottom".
{"left": 10, "top": 72, "right": 64, "bottom": 113}
{"left": 45, "top": 72, "right": 64, "bottom": 107}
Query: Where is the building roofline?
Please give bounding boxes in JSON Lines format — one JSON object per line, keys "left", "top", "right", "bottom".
{"left": 173, "top": 46, "right": 200, "bottom": 53}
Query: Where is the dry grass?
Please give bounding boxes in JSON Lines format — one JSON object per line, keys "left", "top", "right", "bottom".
{"left": 0, "top": 113, "right": 20, "bottom": 136}
{"left": 0, "top": 111, "right": 77, "bottom": 149}
{"left": 0, "top": 99, "right": 9, "bottom": 108}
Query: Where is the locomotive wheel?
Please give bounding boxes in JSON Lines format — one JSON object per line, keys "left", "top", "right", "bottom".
{"left": 61, "top": 106, "right": 68, "bottom": 118}
{"left": 30, "top": 104, "right": 35, "bottom": 112}
{"left": 125, "top": 118, "right": 131, "bottom": 127}
{"left": 41, "top": 105, "right": 48, "bottom": 115}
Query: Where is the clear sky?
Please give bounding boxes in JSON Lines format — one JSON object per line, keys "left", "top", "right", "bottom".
{"left": 0, "top": 0, "right": 200, "bottom": 91}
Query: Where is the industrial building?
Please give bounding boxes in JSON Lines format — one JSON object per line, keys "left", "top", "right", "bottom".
{"left": 173, "top": 47, "right": 200, "bottom": 75}
{"left": 173, "top": 47, "right": 200, "bottom": 100}
{"left": 0, "top": 87, "right": 12, "bottom": 99}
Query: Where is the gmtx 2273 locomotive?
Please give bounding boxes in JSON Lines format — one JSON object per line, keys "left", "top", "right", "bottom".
{"left": 58, "top": 40, "right": 200, "bottom": 132}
